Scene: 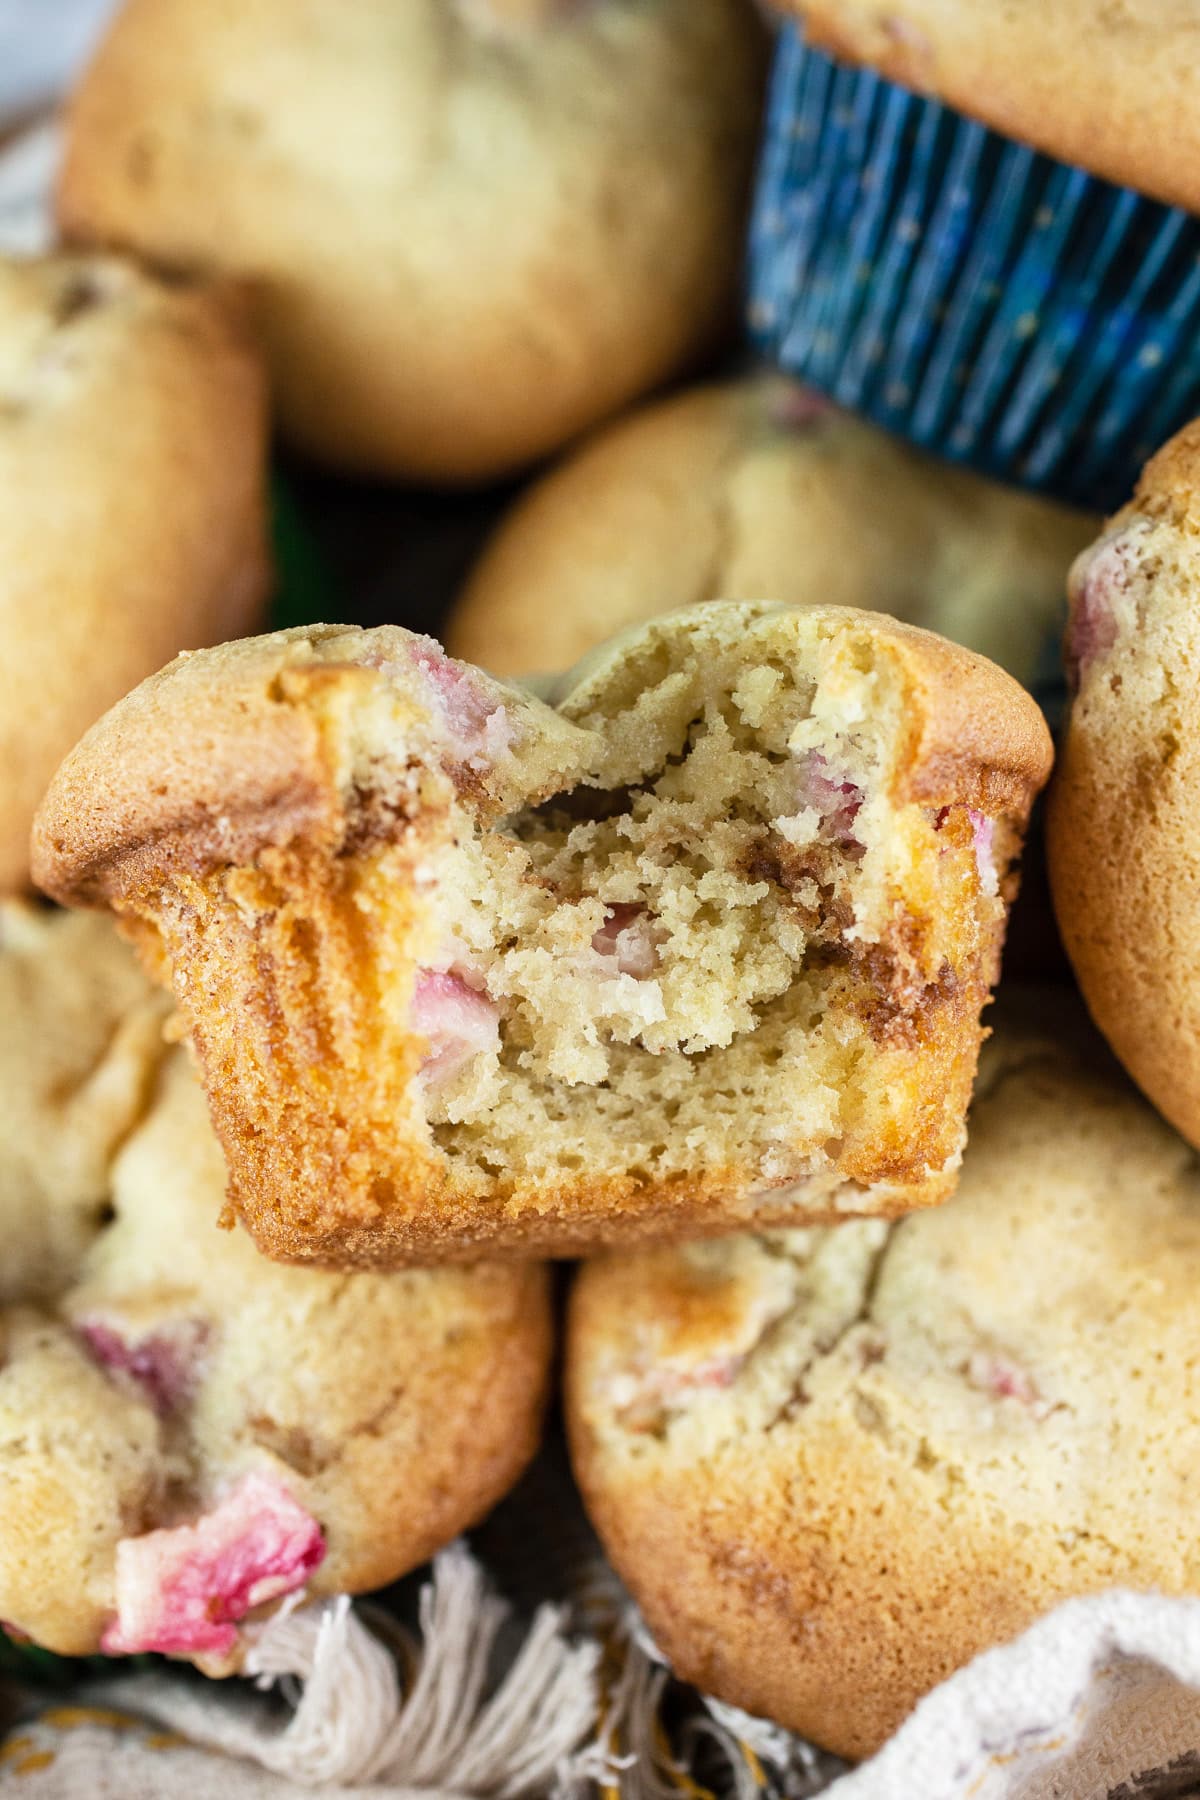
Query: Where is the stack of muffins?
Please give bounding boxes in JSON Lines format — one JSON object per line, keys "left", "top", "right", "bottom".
{"left": 5, "top": 0, "right": 1200, "bottom": 1776}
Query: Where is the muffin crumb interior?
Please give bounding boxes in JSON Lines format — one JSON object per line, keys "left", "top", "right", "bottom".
{"left": 391, "top": 624, "right": 1004, "bottom": 1192}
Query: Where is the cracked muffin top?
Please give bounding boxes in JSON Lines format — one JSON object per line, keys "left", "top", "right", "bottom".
{"left": 0, "top": 910, "right": 552, "bottom": 1663}
{"left": 0, "top": 902, "right": 168, "bottom": 1302}
{"left": 566, "top": 999, "right": 1200, "bottom": 1758}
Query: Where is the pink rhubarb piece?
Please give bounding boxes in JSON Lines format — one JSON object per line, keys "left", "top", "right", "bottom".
{"left": 933, "top": 806, "right": 998, "bottom": 896}
{"left": 410, "top": 637, "right": 513, "bottom": 766}
{"left": 591, "top": 903, "right": 661, "bottom": 978}
{"left": 791, "top": 750, "right": 863, "bottom": 844}
{"left": 1064, "top": 528, "right": 1143, "bottom": 687}
{"left": 78, "top": 1319, "right": 208, "bottom": 1416}
{"left": 617, "top": 1352, "right": 743, "bottom": 1432}
{"left": 967, "top": 1350, "right": 1040, "bottom": 1410}
{"left": 102, "top": 1472, "right": 325, "bottom": 1657}
{"left": 640, "top": 1353, "right": 741, "bottom": 1402}
{"left": 967, "top": 808, "right": 998, "bottom": 896}
{"left": 412, "top": 969, "right": 501, "bottom": 1083}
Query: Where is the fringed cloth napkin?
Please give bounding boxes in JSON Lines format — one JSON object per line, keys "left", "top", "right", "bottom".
{"left": 4, "top": 1447, "right": 1200, "bottom": 1800}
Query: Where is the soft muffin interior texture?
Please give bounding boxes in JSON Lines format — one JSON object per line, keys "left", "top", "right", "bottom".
{"left": 396, "top": 613, "right": 1007, "bottom": 1193}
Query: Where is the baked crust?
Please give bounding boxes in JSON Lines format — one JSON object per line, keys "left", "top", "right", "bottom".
{"left": 0, "top": 252, "right": 270, "bottom": 893}
{"left": 448, "top": 375, "right": 1093, "bottom": 682}
{"left": 36, "top": 610, "right": 1052, "bottom": 907}
{"left": 35, "top": 608, "right": 1051, "bottom": 1265}
{"left": 57, "top": 0, "right": 765, "bottom": 482}
{"left": 33, "top": 624, "right": 592, "bottom": 906}
{"left": 791, "top": 1, "right": 1200, "bottom": 214}
{"left": 0, "top": 915, "right": 551, "bottom": 1659}
{"left": 1048, "top": 420, "right": 1200, "bottom": 1147}
{"left": 566, "top": 1007, "right": 1200, "bottom": 1758}
{"left": 0, "top": 902, "right": 169, "bottom": 1302}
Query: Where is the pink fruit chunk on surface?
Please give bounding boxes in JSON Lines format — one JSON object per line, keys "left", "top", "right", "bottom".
{"left": 615, "top": 1352, "right": 743, "bottom": 1433}
{"left": 1064, "top": 529, "right": 1142, "bottom": 688}
{"left": 102, "top": 1473, "right": 325, "bottom": 1657}
{"left": 78, "top": 1318, "right": 209, "bottom": 1416}
{"left": 412, "top": 969, "right": 501, "bottom": 1084}
{"left": 640, "top": 1353, "right": 741, "bottom": 1400}
{"left": 410, "top": 637, "right": 513, "bottom": 768}
{"left": 591, "top": 903, "right": 662, "bottom": 978}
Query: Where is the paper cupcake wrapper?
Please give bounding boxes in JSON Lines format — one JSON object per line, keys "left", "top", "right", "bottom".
{"left": 748, "top": 27, "right": 1200, "bottom": 510}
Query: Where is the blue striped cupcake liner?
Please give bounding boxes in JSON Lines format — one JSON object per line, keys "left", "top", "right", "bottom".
{"left": 748, "top": 27, "right": 1200, "bottom": 511}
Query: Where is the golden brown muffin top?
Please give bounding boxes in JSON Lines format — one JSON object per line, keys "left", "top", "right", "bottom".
{"left": 34, "top": 608, "right": 1053, "bottom": 910}
{"left": 792, "top": 1, "right": 1200, "bottom": 212}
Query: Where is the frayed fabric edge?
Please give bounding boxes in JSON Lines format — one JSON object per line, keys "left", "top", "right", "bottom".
{"left": 88, "top": 1542, "right": 608, "bottom": 1797}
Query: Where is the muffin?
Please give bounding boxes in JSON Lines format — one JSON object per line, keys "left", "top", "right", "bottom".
{"left": 1047, "top": 418, "right": 1200, "bottom": 1149}
{"left": 749, "top": 13, "right": 1200, "bottom": 509}
{"left": 0, "top": 1040, "right": 552, "bottom": 1662}
{"left": 0, "top": 902, "right": 168, "bottom": 1304}
{"left": 58, "top": 0, "right": 766, "bottom": 483}
{"left": 448, "top": 375, "right": 1095, "bottom": 682}
{"left": 0, "top": 251, "right": 270, "bottom": 894}
{"left": 35, "top": 605, "right": 1051, "bottom": 1265}
{"left": 567, "top": 1006, "right": 1200, "bottom": 1759}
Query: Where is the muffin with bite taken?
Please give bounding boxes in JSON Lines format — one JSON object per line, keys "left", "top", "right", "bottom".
{"left": 35, "top": 603, "right": 1052, "bottom": 1265}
